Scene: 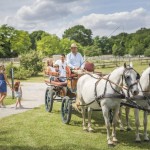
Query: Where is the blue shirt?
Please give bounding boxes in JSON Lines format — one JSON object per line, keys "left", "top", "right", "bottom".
{"left": 67, "top": 52, "right": 84, "bottom": 69}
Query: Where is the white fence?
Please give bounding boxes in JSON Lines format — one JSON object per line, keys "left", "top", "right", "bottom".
{"left": 0, "top": 58, "right": 20, "bottom": 64}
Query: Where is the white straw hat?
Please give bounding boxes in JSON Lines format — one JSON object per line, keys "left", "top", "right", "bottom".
{"left": 71, "top": 43, "right": 77, "bottom": 48}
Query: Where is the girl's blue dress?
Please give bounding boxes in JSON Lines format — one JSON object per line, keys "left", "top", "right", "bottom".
{"left": 0, "top": 73, "right": 7, "bottom": 92}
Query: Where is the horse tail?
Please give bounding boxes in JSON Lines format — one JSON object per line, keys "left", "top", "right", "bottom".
{"left": 72, "top": 95, "right": 82, "bottom": 113}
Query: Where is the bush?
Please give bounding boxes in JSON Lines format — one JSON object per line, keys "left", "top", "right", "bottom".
{"left": 144, "top": 48, "right": 150, "bottom": 57}
{"left": 6, "top": 63, "right": 31, "bottom": 80}
{"left": 14, "top": 67, "right": 31, "bottom": 80}
{"left": 5, "top": 63, "right": 18, "bottom": 78}
{"left": 20, "top": 51, "right": 43, "bottom": 76}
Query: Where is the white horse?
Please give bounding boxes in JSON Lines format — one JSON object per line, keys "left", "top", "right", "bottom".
{"left": 75, "top": 64, "right": 139, "bottom": 146}
{"left": 119, "top": 66, "right": 150, "bottom": 142}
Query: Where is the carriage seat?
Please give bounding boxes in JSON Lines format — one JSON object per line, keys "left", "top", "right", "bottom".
{"left": 66, "top": 66, "right": 78, "bottom": 78}
{"left": 45, "top": 80, "right": 67, "bottom": 87}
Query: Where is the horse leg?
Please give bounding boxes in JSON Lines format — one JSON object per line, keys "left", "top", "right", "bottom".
{"left": 112, "top": 105, "right": 120, "bottom": 143}
{"left": 102, "top": 106, "right": 114, "bottom": 146}
{"left": 143, "top": 111, "right": 149, "bottom": 141}
{"left": 134, "top": 108, "right": 141, "bottom": 142}
{"left": 87, "top": 107, "right": 94, "bottom": 132}
{"left": 81, "top": 106, "right": 87, "bottom": 131}
{"left": 126, "top": 107, "right": 132, "bottom": 131}
{"left": 118, "top": 108, "right": 124, "bottom": 131}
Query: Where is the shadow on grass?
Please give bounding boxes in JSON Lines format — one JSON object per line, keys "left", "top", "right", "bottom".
{"left": 0, "top": 145, "right": 101, "bottom": 150}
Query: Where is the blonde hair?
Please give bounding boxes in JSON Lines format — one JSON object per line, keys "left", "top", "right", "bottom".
{"left": 0, "top": 65, "right": 5, "bottom": 73}
{"left": 53, "top": 64, "right": 59, "bottom": 68}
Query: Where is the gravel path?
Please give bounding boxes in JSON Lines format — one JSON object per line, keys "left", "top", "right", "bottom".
{"left": 0, "top": 82, "right": 47, "bottom": 119}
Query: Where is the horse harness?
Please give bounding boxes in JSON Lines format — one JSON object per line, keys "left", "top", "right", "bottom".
{"left": 79, "top": 68, "right": 139, "bottom": 107}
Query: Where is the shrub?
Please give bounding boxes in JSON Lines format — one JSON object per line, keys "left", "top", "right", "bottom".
{"left": 6, "top": 63, "right": 31, "bottom": 80}
{"left": 20, "top": 51, "right": 43, "bottom": 76}
{"left": 14, "top": 67, "right": 31, "bottom": 80}
{"left": 5, "top": 63, "right": 18, "bottom": 78}
{"left": 144, "top": 48, "right": 150, "bottom": 57}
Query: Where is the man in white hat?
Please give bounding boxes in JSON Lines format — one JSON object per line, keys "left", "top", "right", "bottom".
{"left": 66, "top": 43, "right": 84, "bottom": 70}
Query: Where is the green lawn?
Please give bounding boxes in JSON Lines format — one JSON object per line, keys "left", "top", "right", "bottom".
{"left": 19, "top": 73, "right": 44, "bottom": 83}
{"left": 0, "top": 103, "right": 150, "bottom": 150}
{"left": 96, "top": 60, "right": 149, "bottom": 74}
{"left": 4, "top": 97, "right": 15, "bottom": 105}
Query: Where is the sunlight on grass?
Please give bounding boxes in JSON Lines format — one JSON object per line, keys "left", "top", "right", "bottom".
{"left": 4, "top": 97, "right": 15, "bottom": 105}
{"left": 0, "top": 103, "right": 150, "bottom": 150}
{"left": 96, "top": 60, "right": 148, "bottom": 74}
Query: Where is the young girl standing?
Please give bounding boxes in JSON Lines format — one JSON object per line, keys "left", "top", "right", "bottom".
{"left": 0, "top": 64, "right": 12, "bottom": 108}
{"left": 14, "top": 80, "right": 23, "bottom": 109}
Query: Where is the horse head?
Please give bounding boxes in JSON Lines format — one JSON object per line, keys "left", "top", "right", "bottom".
{"left": 120, "top": 63, "right": 140, "bottom": 96}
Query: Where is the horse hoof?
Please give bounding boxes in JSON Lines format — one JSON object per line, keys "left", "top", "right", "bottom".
{"left": 88, "top": 129, "right": 94, "bottom": 133}
{"left": 112, "top": 138, "right": 118, "bottom": 143}
{"left": 144, "top": 139, "right": 149, "bottom": 142}
{"left": 108, "top": 143, "right": 115, "bottom": 147}
{"left": 127, "top": 128, "right": 132, "bottom": 131}
{"left": 88, "top": 128, "right": 94, "bottom": 133}
{"left": 135, "top": 140, "right": 141, "bottom": 143}
{"left": 83, "top": 127, "right": 88, "bottom": 132}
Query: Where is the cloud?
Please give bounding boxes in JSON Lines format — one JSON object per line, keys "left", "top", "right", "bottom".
{"left": 3, "top": 0, "right": 88, "bottom": 32}
{"left": 2, "top": 0, "right": 150, "bottom": 38}
{"left": 16, "top": 0, "right": 71, "bottom": 22}
{"left": 74, "top": 8, "right": 150, "bottom": 36}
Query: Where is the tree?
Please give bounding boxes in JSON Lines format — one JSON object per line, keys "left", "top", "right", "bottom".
{"left": 94, "top": 36, "right": 112, "bottom": 54}
{"left": 112, "top": 42, "right": 126, "bottom": 56}
{"left": 129, "top": 43, "right": 145, "bottom": 56}
{"left": 37, "top": 34, "right": 60, "bottom": 56}
{"left": 0, "top": 24, "right": 16, "bottom": 57}
{"left": 59, "top": 38, "right": 74, "bottom": 54}
{"left": 10, "top": 30, "right": 31, "bottom": 55}
{"left": 144, "top": 48, "right": 150, "bottom": 57}
{"left": 29, "top": 30, "right": 46, "bottom": 50}
{"left": 63, "top": 25, "right": 93, "bottom": 46}
{"left": 85, "top": 45, "right": 102, "bottom": 56}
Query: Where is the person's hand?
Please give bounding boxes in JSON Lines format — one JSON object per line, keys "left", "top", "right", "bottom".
{"left": 74, "top": 67, "right": 80, "bottom": 70}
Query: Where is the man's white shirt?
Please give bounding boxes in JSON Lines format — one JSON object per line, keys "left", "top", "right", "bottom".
{"left": 66, "top": 52, "right": 84, "bottom": 69}
{"left": 54, "top": 60, "right": 67, "bottom": 77}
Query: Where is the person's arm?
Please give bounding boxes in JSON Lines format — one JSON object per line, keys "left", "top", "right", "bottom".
{"left": 66, "top": 54, "right": 75, "bottom": 69}
{"left": 3, "top": 72, "right": 12, "bottom": 90}
{"left": 20, "top": 87, "right": 22, "bottom": 95}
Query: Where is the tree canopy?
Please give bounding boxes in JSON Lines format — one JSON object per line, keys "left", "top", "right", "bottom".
{"left": 1, "top": 24, "right": 150, "bottom": 58}
{"left": 63, "top": 25, "right": 93, "bottom": 46}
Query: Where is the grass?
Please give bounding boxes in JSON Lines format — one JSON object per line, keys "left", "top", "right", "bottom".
{"left": 96, "top": 60, "right": 149, "bottom": 74}
{"left": 4, "top": 97, "right": 15, "bottom": 105}
{"left": 19, "top": 73, "right": 45, "bottom": 83}
{"left": 0, "top": 103, "right": 150, "bottom": 150}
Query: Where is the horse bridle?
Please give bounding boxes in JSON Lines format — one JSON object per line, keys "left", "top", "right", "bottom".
{"left": 122, "top": 68, "right": 140, "bottom": 97}
{"left": 78, "top": 68, "right": 140, "bottom": 107}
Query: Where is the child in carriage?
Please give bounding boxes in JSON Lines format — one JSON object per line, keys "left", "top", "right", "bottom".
{"left": 45, "top": 64, "right": 67, "bottom": 84}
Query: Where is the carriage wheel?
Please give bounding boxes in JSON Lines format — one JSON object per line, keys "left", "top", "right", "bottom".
{"left": 61, "top": 96, "right": 72, "bottom": 124}
{"left": 45, "top": 87, "right": 54, "bottom": 112}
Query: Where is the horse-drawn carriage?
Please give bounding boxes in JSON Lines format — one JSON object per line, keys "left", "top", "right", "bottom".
{"left": 45, "top": 60, "right": 150, "bottom": 145}
{"left": 45, "top": 63, "right": 103, "bottom": 124}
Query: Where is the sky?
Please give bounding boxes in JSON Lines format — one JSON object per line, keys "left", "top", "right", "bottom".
{"left": 0, "top": 0, "right": 150, "bottom": 37}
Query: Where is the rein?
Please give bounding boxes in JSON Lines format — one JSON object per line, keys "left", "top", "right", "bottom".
{"left": 78, "top": 68, "right": 136, "bottom": 107}
{"left": 122, "top": 73, "right": 150, "bottom": 112}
